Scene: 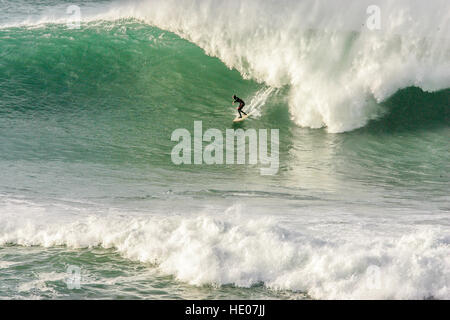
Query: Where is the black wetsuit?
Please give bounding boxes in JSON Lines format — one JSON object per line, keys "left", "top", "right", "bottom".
{"left": 234, "top": 96, "right": 247, "bottom": 118}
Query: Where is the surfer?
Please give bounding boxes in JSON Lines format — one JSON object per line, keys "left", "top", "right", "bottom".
{"left": 233, "top": 95, "right": 247, "bottom": 118}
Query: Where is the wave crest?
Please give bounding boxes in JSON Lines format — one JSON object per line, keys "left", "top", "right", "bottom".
{"left": 2, "top": 0, "right": 449, "bottom": 132}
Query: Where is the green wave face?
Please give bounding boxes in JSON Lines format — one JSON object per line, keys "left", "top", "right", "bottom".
{"left": 0, "top": 22, "right": 261, "bottom": 164}
{"left": 0, "top": 21, "right": 448, "bottom": 181}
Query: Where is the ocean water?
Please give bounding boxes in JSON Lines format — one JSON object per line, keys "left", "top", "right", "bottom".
{"left": 0, "top": 0, "right": 449, "bottom": 300}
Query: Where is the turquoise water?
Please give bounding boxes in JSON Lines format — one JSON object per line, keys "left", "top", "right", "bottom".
{"left": 0, "top": 0, "right": 449, "bottom": 300}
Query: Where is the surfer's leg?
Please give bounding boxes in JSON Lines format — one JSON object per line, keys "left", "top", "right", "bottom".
{"left": 239, "top": 103, "right": 247, "bottom": 117}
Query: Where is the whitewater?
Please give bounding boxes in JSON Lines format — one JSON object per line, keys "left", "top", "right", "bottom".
{"left": 0, "top": 0, "right": 449, "bottom": 300}
{"left": 1, "top": 197, "right": 449, "bottom": 299}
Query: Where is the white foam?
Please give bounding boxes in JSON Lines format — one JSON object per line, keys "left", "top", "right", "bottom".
{"left": 1, "top": 199, "right": 448, "bottom": 299}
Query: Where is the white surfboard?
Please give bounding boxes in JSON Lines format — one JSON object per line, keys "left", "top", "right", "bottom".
{"left": 233, "top": 112, "right": 252, "bottom": 123}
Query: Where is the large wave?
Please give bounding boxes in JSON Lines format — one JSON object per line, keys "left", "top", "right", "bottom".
{"left": 1, "top": 198, "right": 449, "bottom": 299}
{"left": 112, "top": 0, "right": 450, "bottom": 132}
{"left": 2, "top": 0, "right": 449, "bottom": 132}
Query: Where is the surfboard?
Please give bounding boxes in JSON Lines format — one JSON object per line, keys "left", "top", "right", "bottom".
{"left": 233, "top": 112, "right": 252, "bottom": 123}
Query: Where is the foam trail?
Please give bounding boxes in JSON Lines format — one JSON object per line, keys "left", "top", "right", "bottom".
{"left": 245, "top": 87, "right": 277, "bottom": 118}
